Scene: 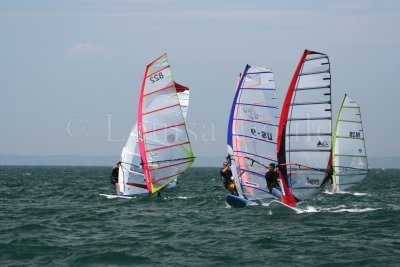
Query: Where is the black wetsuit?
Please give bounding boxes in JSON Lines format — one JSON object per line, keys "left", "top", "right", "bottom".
{"left": 220, "top": 168, "right": 233, "bottom": 189}
{"left": 110, "top": 166, "right": 119, "bottom": 185}
{"left": 265, "top": 170, "right": 279, "bottom": 193}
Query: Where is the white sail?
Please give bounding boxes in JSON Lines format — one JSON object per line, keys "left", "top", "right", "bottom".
{"left": 227, "top": 65, "right": 279, "bottom": 201}
{"left": 332, "top": 94, "right": 368, "bottom": 191}
{"left": 168, "top": 82, "right": 190, "bottom": 188}
{"left": 118, "top": 124, "right": 148, "bottom": 195}
{"left": 118, "top": 54, "right": 194, "bottom": 196}
{"left": 277, "top": 50, "right": 332, "bottom": 201}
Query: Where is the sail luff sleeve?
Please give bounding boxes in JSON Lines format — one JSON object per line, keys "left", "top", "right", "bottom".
{"left": 275, "top": 50, "right": 310, "bottom": 206}
{"left": 227, "top": 68, "right": 250, "bottom": 199}
{"left": 332, "top": 94, "right": 347, "bottom": 187}
{"left": 277, "top": 50, "right": 310, "bottom": 154}
{"left": 138, "top": 64, "right": 152, "bottom": 192}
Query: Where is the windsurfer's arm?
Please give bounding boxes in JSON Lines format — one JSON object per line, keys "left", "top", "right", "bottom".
{"left": 226, "top": 155, "right": 231, "bottom": 165}
{"left": 113, "top": 161, "right": 121, "bottom": 169}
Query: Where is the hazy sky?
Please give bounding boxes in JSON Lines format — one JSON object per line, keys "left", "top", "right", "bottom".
{"left": 1, "top": 0, "right": 399, "bottom": 160}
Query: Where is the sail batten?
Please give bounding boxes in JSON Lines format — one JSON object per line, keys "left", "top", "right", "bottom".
{"left": 142, "top": 103, "right": 181, "bottom": 116}
{"left": 233, "top": 150, "right": 278, "bottom": 162}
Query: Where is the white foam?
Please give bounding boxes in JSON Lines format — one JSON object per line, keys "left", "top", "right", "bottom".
{"left": 303, "top": 206, "right": 318, "bottom": 213}
{"left": 331, "top": 208, "right": 379, "bottom": 213}
{"left": 99, "top": 194, "right": 136, "bottom": 199}
{"left": 298, "top": 204, "right": 379, "bottom": 213}
{"left": 353, "top": 192, "right": 368, "bottom": 196}
{"left": 323, "top": 190, "right": 369, "bottom": 196}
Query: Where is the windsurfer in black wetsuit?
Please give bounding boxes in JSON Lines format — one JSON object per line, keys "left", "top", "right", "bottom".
{"left": 110, "top": 161, "right": 121, "bottom": 195}
{"left": 220, "top": 161, "right": 238, "bottom": 195}
{"left": 265, "top": 163, "right": 283, "bottom": 199}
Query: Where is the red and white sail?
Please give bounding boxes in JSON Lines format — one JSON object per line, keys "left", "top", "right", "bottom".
{"left": 277, "top": 49, "right": 332, "bottom": 201}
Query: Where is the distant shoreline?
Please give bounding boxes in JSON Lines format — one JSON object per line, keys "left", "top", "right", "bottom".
{"left": 0, "top": 155, "right": 220, "bottom": 167}
{"left": 0, "top": 155, "right": 399, "bottom": 168}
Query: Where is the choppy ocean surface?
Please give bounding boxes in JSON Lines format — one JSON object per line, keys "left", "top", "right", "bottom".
{"left": 0, "top": 166, "right": 399, "bottom": 266}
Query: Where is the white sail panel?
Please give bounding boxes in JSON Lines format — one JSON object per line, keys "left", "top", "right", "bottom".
{"left": 176, "top": 82, "right": 189, "bottom": 120}
{"left": 118, "top": 125, "right": 149, "bottom": 195}
{"left": 228, "top": 66, "right": 279, "bottom": 201}
{"left": 333, "top": 94, "right": 368, "bottom": 191}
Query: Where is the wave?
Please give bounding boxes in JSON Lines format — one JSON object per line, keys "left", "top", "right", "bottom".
{"left": 99, "top": 194, "right": 136, "bottom": 199}
{"left": 331, "top": 207, "right": 379, "bottom": 213}
{"left": 323, "top": 191, "right": 369, "bottom": 196}
{"left": 296, "top": 204, "right": 379, "bottom": 213}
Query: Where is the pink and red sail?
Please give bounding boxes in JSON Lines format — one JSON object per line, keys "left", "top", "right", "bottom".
{"left": 119, "top": 54, "right": 194, "bottom": 196}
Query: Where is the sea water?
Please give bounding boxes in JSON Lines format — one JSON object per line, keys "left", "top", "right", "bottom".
{"left": 0, "top": 167, "right": 399, "bottom": 266}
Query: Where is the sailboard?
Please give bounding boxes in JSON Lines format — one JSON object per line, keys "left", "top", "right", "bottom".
{"left": 331, "top": 94, "right": 368, "bottom": 192}
{"left": 267, "top": 200, "right": 302, "bottom": 214}
{"left": 277, "top": 49, "right": 332, "bottom": 201}
{"left": 118, "top": 54, "right": 194, "bottom": 196}
{"left": 226, "top": 194, "right": 251, "bottom": 208}
{"left": 226, "top": 65, "right": 281, "bottom": 207}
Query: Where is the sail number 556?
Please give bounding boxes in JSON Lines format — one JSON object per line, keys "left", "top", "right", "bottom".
{"left": 149, "top": 72, "right": 164, "bottom": 83}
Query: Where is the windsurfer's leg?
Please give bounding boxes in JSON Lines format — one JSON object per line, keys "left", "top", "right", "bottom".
{"left": 331, "top": 184, "right": 336, "bottom": 193}
{"left": 272, "top": 187, "right": 283, "bottom": 199}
